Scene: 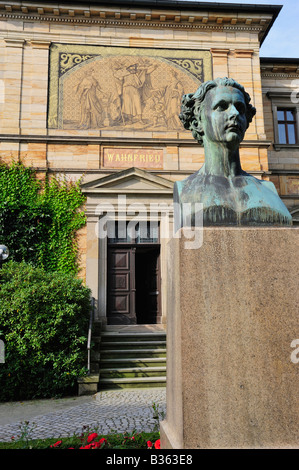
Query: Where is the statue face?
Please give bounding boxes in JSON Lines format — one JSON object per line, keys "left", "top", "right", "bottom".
{"left": 201, "top": 85, "right": 247, "bottom": 146}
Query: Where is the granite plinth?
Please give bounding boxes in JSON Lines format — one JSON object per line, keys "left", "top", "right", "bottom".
{"left": 160, "top": 227, "right": 299, "bottom": 449}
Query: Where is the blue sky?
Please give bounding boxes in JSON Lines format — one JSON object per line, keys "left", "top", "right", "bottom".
{"left": 183, "top": 0, "right": 299, "bottom": 58}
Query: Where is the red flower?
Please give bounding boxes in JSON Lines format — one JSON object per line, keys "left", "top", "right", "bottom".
{"left": 79, "top": 437, "right": 107, "bottom": 450}
{"left": 97, "top": 438, "right": 107, "bottom": 448}
{"left": 147, "top": 440, "right": 153, "bottom": 448}
{"left": 87, "top": 432, "right": 98, "bottom": 443}
{"left": 90, "top": 438, "right": 107, "bottom": 449}
{"left": 154, "top": 439, "right": 161, "bottom": 449}
{"left": 50, "top": 440, "right": 62, "bottom": 448}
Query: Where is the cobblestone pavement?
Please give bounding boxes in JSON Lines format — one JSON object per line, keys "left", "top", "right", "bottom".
{"left": 0, "top": 388, "right": 166, "bottom": 442}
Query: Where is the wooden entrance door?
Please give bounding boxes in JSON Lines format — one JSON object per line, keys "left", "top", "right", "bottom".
{"left": 107, "top": 245, "right": 161, "bottom": 325}
{"left": 107, "top": 248, "right": 136, "bottom": 325}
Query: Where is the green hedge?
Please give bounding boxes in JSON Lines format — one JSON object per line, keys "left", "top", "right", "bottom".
{"left": 0, "top": 261, "right": 91, "bottom": 401}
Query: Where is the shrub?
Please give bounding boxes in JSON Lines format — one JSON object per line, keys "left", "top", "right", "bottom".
{"left": 0, "top": 200, "right": 51, "bottom": 266}
{"left": 0, "top": 261, "right": 91, "bottom": 401}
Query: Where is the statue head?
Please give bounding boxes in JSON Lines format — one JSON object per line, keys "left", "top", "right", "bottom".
{"left": 179, "top": 77, "right": 256, "bottom": 146}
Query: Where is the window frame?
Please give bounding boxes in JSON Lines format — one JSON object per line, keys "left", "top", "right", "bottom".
{"left": 267, "top": 91, "right": 299, "bottom": 150}
{"left": 107, "top": 220, "right": 160, "bottom": 245}
{"left": 277, "top": 108, "right": 297, "bottom": 144}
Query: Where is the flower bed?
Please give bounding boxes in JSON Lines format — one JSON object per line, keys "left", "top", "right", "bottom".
{"left": 0, "top": 427, "right": 160, "bottom": 450}
{"left": 50, "top": 431, "right": 161, "bottom": 450}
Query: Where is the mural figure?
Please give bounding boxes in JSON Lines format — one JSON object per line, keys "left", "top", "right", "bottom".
{"left": 174, "top": 77, "right": 292, "bottom": 227}
{"left": 152, "top": 92, "right": 168, "bottom": 127}
{"left": 74, "top": 68, "right": 104, "bottom": 128}
{"left": 164, "top": 70, "right": 184, "bottom": 128}
{"left": 113, "top": 61, "right": 158, "bottom": 124}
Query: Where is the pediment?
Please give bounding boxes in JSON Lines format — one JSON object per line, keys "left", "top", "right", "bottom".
{"left": 81, "top": 167, "right": 174, "bottom": 195}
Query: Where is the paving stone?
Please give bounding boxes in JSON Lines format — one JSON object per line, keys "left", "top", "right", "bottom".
{"left": 0, "top": 388, "right": 166, "bottom": 442}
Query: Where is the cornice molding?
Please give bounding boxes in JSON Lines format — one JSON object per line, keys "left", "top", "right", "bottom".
{"left": 3, "top": 37, "right": 25, "bottom": 47}
{"left": 262, "top": 73, "right": 299, "bottom": 79}
{"left": 266, "top": 91, "right": 293, "bottom": 98}
{"left": 0, "top": 134, "right": 272, "bottom": 148}
{"left": 30, "top": 39, "right": 51, "bottom": 48}
{"left": 261, "top": 64, "right": 299, "bottom": 79}
{"left": 0, "top": 12, "right": 266, "bottom": 34}
{"left": 0, "top": 2, "right": 271, "bottom": 37}
{"left": 270, "top": 169, "right": 299, "bottom": 174}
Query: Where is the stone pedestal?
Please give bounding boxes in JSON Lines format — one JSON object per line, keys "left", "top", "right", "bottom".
{"left": 77, "top": 375, "right": 99, "bottom": 396}
{"left": 160, "top": 227, "right": 299, "bottom": 449}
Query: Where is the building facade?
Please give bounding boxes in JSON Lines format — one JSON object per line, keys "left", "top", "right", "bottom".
{"left": 0, "top": 0, "right": 298, "bottom": 327}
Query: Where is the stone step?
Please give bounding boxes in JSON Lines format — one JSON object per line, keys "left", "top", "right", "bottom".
{"left": 100, "top": 348, "right": 166, "bottom": 359}
{"left": 99, "top": 357, "right": 166, "bottom": 368}
{"left": 80, "top": 327, "right": 166, "bottom": 394}
{"left": 96, "top": 329, "right": 167, "bottom": 391}
{"left": 92, "top": 348, "right": 167, "bottom": 362}
{"left": 100, "top": 332, "right": 166, "bottom": 343}
{"left": 99, "top": 376, "right": 166, "bottom": 390}
{"left": 100, "top": 340, "right": 166, "bottom": 349}
{"left": 100, "top": 366, "right": 166, "bottom": 379}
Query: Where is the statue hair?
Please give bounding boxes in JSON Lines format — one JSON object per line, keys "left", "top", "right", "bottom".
{"left": 179, "top": 77, "right": 256, "bottom": 145}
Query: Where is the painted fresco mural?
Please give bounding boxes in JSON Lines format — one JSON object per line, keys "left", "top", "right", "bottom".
{"left": 48, "top": 44, "right": 212, "bottom": 131}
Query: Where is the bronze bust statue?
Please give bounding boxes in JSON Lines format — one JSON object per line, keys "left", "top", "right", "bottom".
{"left": 174, "top": 77, "right": 292, "bottom": 227}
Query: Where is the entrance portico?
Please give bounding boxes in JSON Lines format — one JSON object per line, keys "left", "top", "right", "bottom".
{"left": 81, "top": 167, "right": 174, "bottom": 327}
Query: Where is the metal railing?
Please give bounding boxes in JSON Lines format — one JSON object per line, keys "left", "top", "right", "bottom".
{"left": 87, "top": 297, "right": 95, "bottom": 375}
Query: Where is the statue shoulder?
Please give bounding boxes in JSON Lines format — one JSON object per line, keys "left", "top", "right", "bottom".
{"left": 174, "top": 171, "right": 202, "bottom": 202}
{"left": 242, "top": 172, "right": 279, "bottom": 195}
{"left": 259, "top": 179, "right": 279, "bottom": 195}
{"left": 173, "top": 180, "right": 183, "bottom": 203}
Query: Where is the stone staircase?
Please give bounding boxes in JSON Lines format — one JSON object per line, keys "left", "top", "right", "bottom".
{"left": 98, "top": 327, "right": 167, "bottom": 390}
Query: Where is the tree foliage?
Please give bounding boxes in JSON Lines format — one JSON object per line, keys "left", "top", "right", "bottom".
{"left": 0, "top": 162, "right": 86, "bottom": 274}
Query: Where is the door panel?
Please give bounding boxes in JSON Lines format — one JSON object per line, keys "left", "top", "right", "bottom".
{"left": 109, "top": 294, "right": 129, "bottom": 313}
{"left": 110, "top": 272, "right": 129, "bottom": 290}
{"left": 107, "top": 248, "right": 136, "bottom": 324}
{"left": 112, "top": 250, "right": 130, "bottom": 268}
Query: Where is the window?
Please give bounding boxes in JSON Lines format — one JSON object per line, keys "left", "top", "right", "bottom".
{"left": 108, "top": 221, "right": 159, "bottom": 244}
{"left": 277, "top": 109, "right": 297, "bottom": 144}
{"left": 266, "top": 91, "right": 299, "bottom": 149}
